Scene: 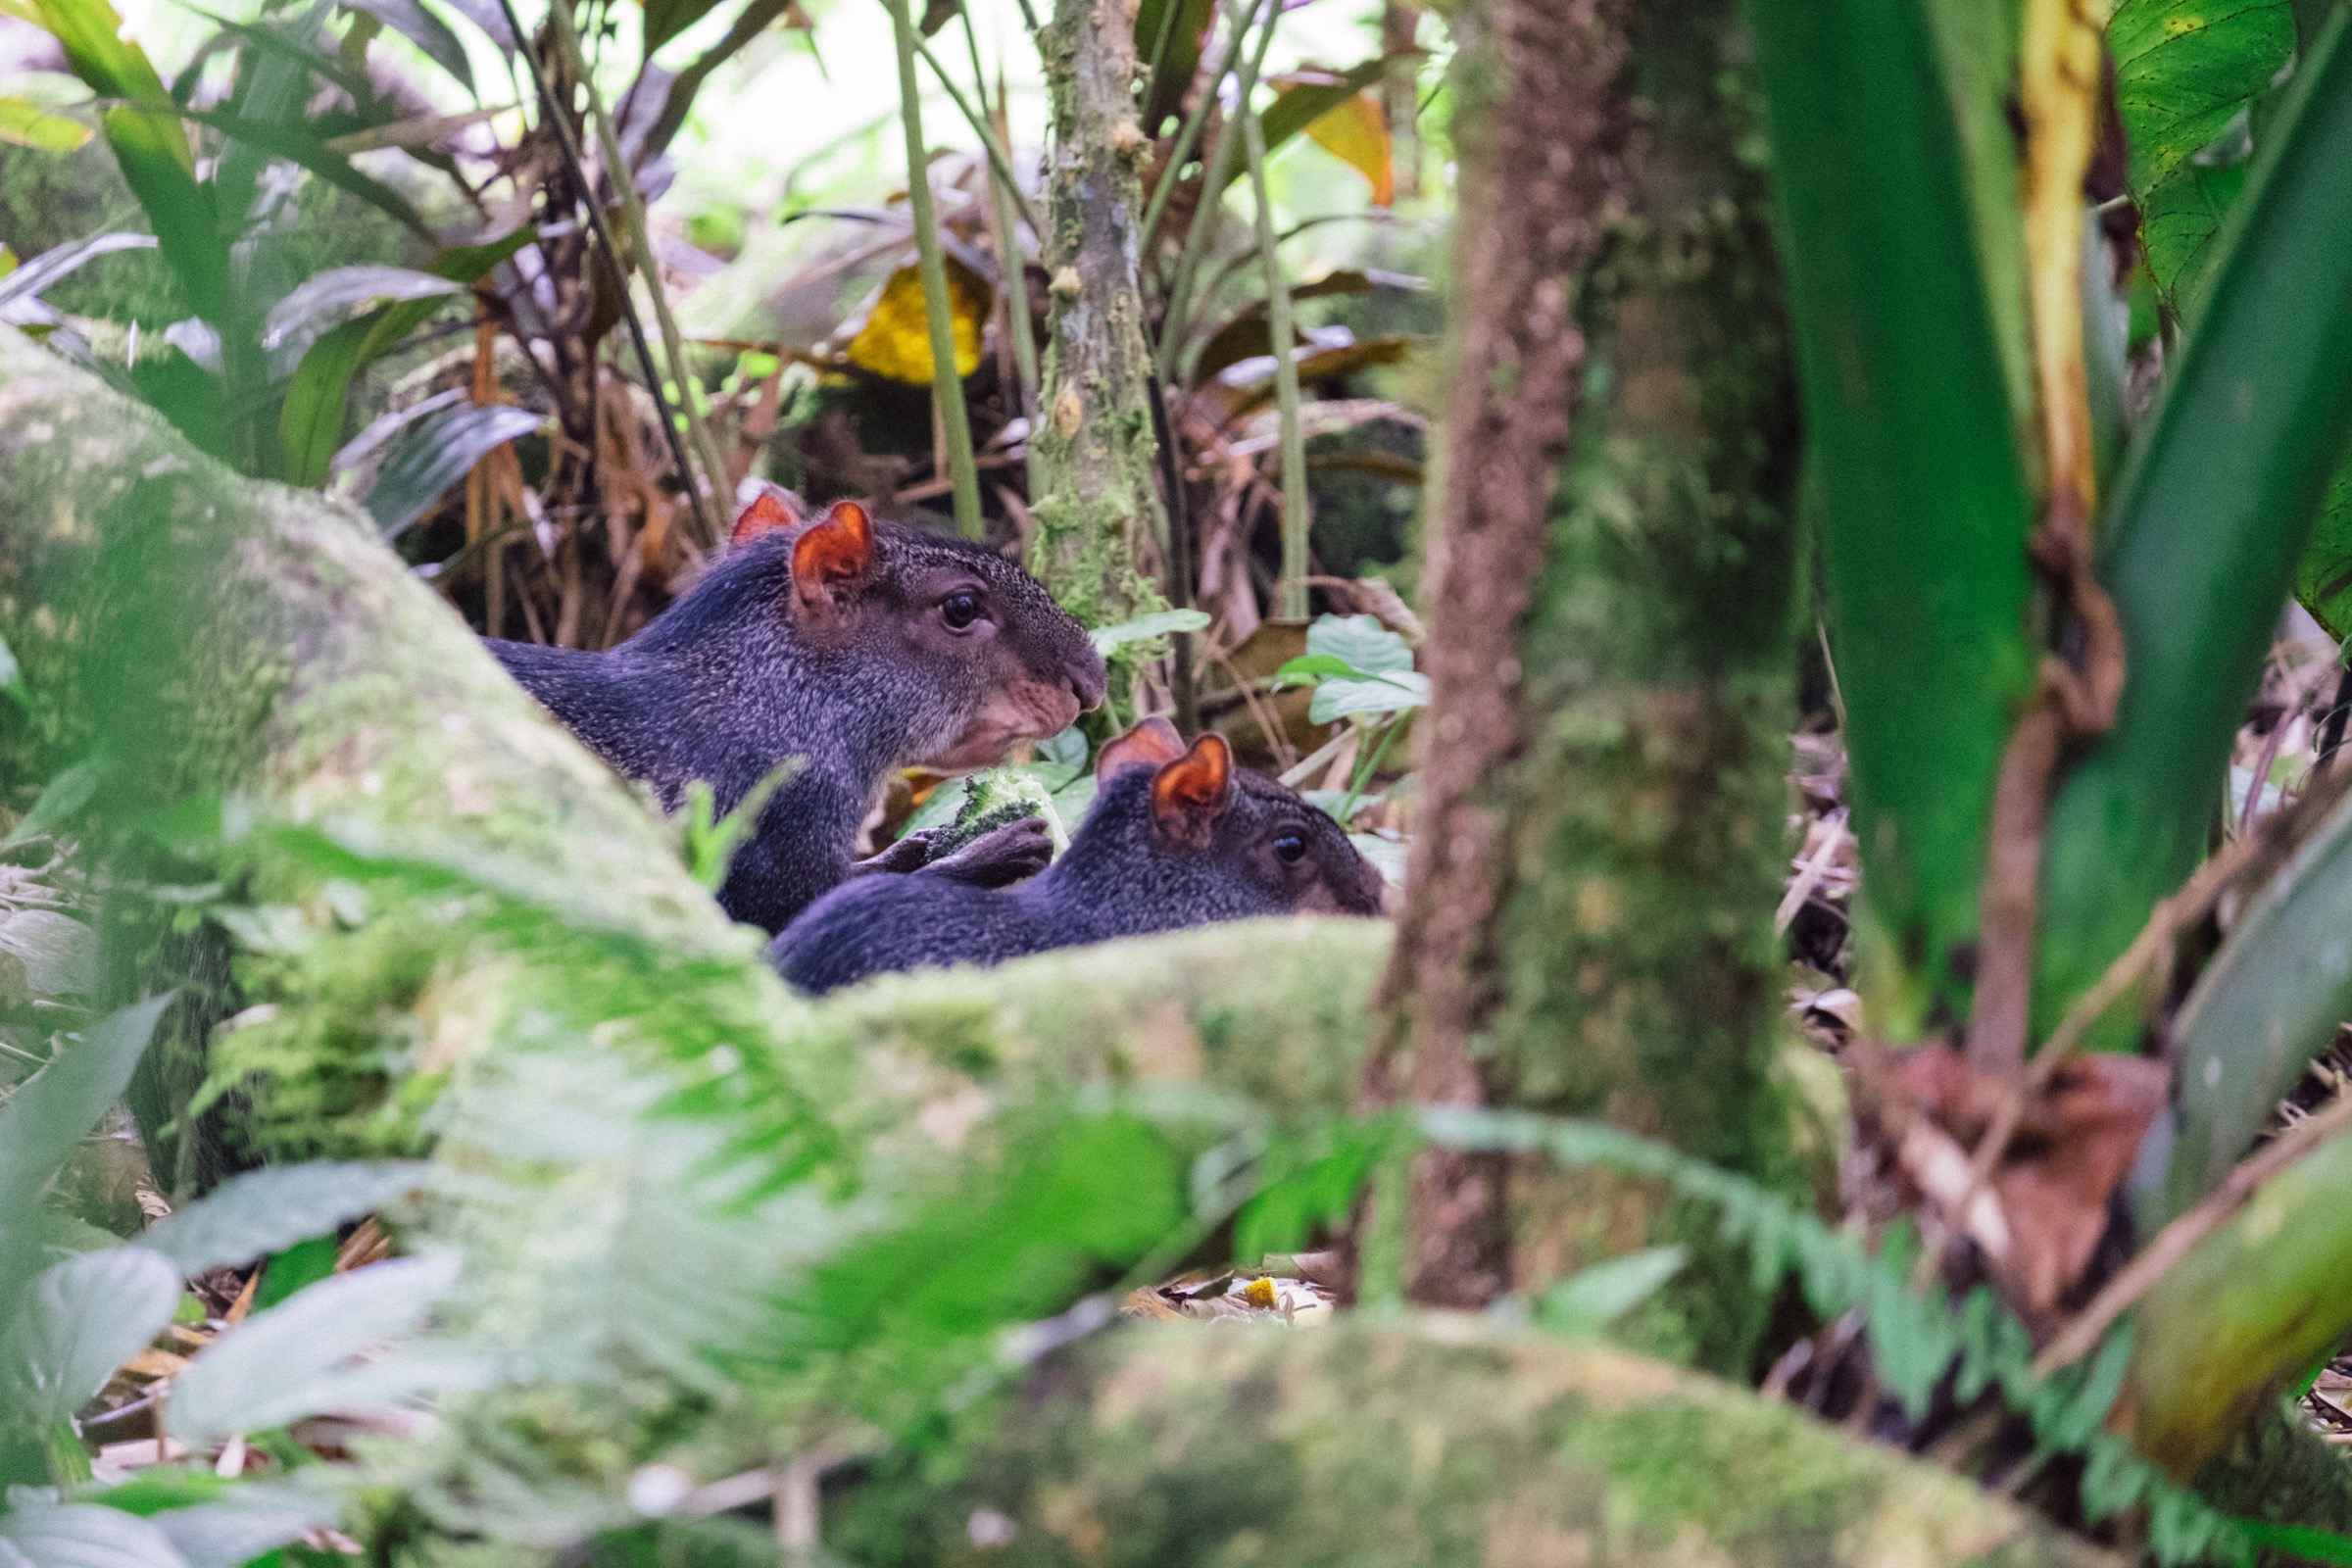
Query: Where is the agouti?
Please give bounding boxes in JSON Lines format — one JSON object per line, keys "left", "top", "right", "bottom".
{"left": 766, "top": 717, "right": 1390, "bottom": 993}
{"left": 489, "top": 489, "right": 1107, "bottom": 932}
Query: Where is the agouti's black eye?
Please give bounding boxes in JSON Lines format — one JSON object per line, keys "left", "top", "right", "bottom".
{"left": 941, "top": 591, "right": 983, "bottom": 629}
{"left": 1272, "top": 832, "right": 1307, "bottom": 863}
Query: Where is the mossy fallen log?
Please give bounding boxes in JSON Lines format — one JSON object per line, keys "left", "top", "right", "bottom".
{"left": 831, "top": 1314, "right": 2121, "bottom": 1568}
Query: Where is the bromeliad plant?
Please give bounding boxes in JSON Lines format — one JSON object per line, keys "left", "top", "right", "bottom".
{"left": 1748, "top": 0, "right": 2352, "bottom": 1480}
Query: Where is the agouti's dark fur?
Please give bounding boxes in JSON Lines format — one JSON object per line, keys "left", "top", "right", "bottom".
{"left": 766, "top": 719, "right": 1389, "bottom": 993}
{"left": 490, "top": 490, "right": 1105, "bottom": 932}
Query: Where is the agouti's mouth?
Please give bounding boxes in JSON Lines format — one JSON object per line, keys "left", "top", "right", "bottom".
{"left": 920, "top": 682, "right": 1084, "bottom": 771}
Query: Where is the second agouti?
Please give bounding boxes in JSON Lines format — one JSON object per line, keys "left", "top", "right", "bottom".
{"left": 490, "top": 489, "right": 1106, "bottom": 932}
{"left": 766, "top": 718, "right": 1389, "bottom": 993}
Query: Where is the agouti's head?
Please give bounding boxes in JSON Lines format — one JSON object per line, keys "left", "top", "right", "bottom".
{"left": 732, "top": 490, "right": 1106, "bottom": 770}
{"left": 1085, "top": 718, "right": 1389, "bottom": 917}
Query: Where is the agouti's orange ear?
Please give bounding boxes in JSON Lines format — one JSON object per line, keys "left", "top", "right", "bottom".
{"left": 731, "top": 487, "right": 805, "bottom": 545}
{"left": 1096, "top": 714, "right": 1187, "bottom": 781}
{"left": 1151, "top": 733, "right": 1232, "bottom": 847}
{"left": 790, "top": 501, "right": 874, "bottom": 609}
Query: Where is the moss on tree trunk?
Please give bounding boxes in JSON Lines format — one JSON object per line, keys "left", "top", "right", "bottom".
{"left": 1377, "top": 0, "right": 1804, "bottom": 1367}
{"left": 830, "top": 1317, "right": 2119, "bottom": 1568}
{"left": 1029, "top": 0, "right": 1167, "bottom": 638}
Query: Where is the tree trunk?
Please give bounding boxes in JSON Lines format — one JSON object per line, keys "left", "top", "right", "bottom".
{"left": 830, "top": 1317, "right": 2120, "bottom": 1568}
{"left": 1031, "top": 0, "right": 1168, "bottom": 637}
{"left": 1376, "top": 0, "right": 1803, "bottom": 1366}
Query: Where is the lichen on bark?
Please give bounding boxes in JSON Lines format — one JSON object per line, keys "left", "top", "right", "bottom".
{"left": 1029, "top": 0, "right": 1168, "bottom": 644}
{"left": 1374, "top": 0, "right": 1807, "bottom": 1367}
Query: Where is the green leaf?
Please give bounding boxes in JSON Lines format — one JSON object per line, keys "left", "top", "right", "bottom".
{"left": 137, "top": 1488, "right": 337, "bottom": 1568}
{"left": 1086, "top": 607, "right": 1210, "bottom": 656}
{"left": 338, "top": 0, "right": 473, "bottom": 91}
{"left": 642, "top": 0, "right": 729, "bottom": 57}
{"left": 0, "top": 96, "right": 94, "bottom": 152}
{"left": 171, "top": 107, "right": 437, "bottom": 241}
{"left": 1303, "top": 612, "right": 1411, "bottom": 674}
{"left": 0, "top": 631, "right": 24, "bottom": 707}
{"left": 1033, "top": 725, "right": 1090, "bottom": 778}
{"left": 1251, "top": 57, "right": 1388, "bottom": 169}
{"left": 141, "top": 1162, "right": 429, "bottom": 1273}
{"left": 2039, "top": 7, "right": 2352, "bottom": 1049}
{"left": 2294, "top": 464, "right": 2352, "bottom": 640}
{"left": 1137, "top": 0, "right": 1216, "bottom": 134}
{"left": 1291, "top": 613, "right": 1426, "bottom": 722}
{"left": 364, "top": 402, "right": 544, "bottom": 537}
{"left": 165, "top": 1253, "right": 476, "bottom": 1443}
{"left": 261, "top": 265, "right": 462, "bottom": 353}
{"left": 1538, "top": 1245, "right": 1690, "bottom": 1334}
{"left": 1, "top": 757, "right": 100, "bottom": 849}
{"left": 277, "top": 316, "right": 377, "bottom": 489}
{"left": 0, "top": 1502, "right": 188, "bottom": 1568}
{"left": 1306, "top": 670, "right": 1428, "bottom": 724}
{"left": 0, "top": 233, "right": 157, "bottom": 314}
{"left": 0, "top": 996, "right": 172, "bottom": 1230}
{"left": 252, "top": 1235, "right": 339, "bottom": 1312}
{"left": 1746, "top": 0, "right": 2038, "bottom": 1031}
{"left": 2111, "top": 0, "right": 2295, "bottom": 300}
{"left": 3, "top": 1249, "right": 183, "bottom": 1433}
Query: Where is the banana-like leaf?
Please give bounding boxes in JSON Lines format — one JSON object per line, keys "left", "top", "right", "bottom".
{"left": 261, "top": 265, "right": 462, "bottom": 352}
{"left": 1742, "top": 0, "right": 2039, "bottom": 1032}
{"left": 2121, "top": 1123, "right": 2352, "bottom": 1478}
{"left": 2037, "top": 7, "right": 2352, "bottom": 1049}
{"left": 0, "top": 95, "right": 95, "bottom": 151}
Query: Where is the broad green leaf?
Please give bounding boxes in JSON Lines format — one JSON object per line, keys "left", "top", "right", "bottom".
{"left": 172, "top": 107, "right": 437, "bottom": 241}
{"left": 0, "top": 234, "right": 157, "bottom": 315}
{"left": 261, "top": 265, "right": 462, "bottom": 351}
{"left": 1305, "top": 668, "right": 1427, "bottom": 724}
{"left": 2294, "top": 465, "right": 2352, "bottom": 640}
{"left": 1922, "top": 0, "right": 2031, "bottom": 439}
{"left": 2039, "top": 7, "right": 2352, "bottom": 1048}
{"left": 0, "top": 996, "right": 172, "bottom": 1225}
{"left": 139, "top": 1488, "right": 338, "bottom": 1568}
{"left": 278, "top": 315, "right": 379, "bottom": 489}
{"left": 0, "top": 96, "right": 94, "bottom": 152}
{"left": 0, "top": 1503, "right": 188, "bottom": 1568}
{"left": 165, "top": 1253, "right": 469, "bottom": 1443}
{"left": 338, "top": 0, "right": 473, "bottom": 91}
{"left": 643, "top": 0, "right": 729, "bottom": 56}
{"left": 1303, "top": 612, "right": 1411, "bottom": 674}
{"left": 1137, "top": 0, "right": 1216, "bottom": 134}
{"left": 1, "top": 758, "right": 100, "bottom": 848}
{"left": 364, "top": 402, "right": 544, "bottom": 537}
{"left": 1747, "top": 0, "right": 2038, "bottom": 1031}
{"left": 139, "top": 1161, "right": 430, "bottom": 1272}
{"left": 2110, "top": 0, "right": 2295, "bottom": 302}
{"left": 3, "top": 1248, "right": 182, "bottom": 1432}
{"left": 1086, "top": 608, "right": 1210, "bottom": 656}
{"left": 1538, "top": 1245, "right": 1689, "bottom": 1333}
{"left": 1033, "top": 726, "right": 1090, "bottom": 777}
{"left": 0, "top": 908, "right": 95, "bottom": 998}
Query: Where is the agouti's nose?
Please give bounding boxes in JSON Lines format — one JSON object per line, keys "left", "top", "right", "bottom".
{"left": 1070, "top": 658, "right": 1107, "bottom": 713}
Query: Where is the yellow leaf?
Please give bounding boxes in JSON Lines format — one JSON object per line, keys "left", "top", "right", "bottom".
{"left": 1239, "top": 1276, "right": 1278, "bottom": 1310}
{"left": 0, "top": 96, "right": 95, "bottom": 153}
{"left": 1300, "top": 88, "right": 1392, "bottom": 207}
{"left": 846, "top": 259, "right": 992, "bottom": 385}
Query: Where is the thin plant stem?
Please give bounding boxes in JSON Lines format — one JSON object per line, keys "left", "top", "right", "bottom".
{"left": 491, "top": 0, "right": 718, "bottom": 547}
{"left": 1242, "top": 107, "right": 1308, "bottom": 619}
{"left": 886, "top": 0, "right": 985, "bottom": 537}
{"left": 908, "top": 26, "right": 1040, "bottom": 234}
{"left": 959, "top": 11, "right": 1044, "bottom": 496}
{"left": 1156, "top": 0, "right": 1280, "bottom": 382}
{"left": 1339, "top": 713, "right": 1404, "bottom": 820}
{"left": 1137, "top": 0, "right": 1250, "bottom": 256}
{"left": 546, "top": 0, "right": 732, "bottom": 535}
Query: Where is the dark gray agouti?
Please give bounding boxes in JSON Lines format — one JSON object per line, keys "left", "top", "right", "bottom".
{"left": 490, "top": 490, "right": 1106, "bottom": 932}
{"left": 766, "top": 718, "right": 1389, "bottom": 993}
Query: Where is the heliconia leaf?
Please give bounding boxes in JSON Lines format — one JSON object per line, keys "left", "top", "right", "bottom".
{"left": 140, "top": 1161, "right": 431, "bottom": 1273}
{"left": 0, "top": 95, "right": 95, "bottom": 152}
{"left": 1745, "top": 0, "right": 2038, "bottom": 1034}
{"left": 3, "top": 1248, "right": 183, "bottom": 1432}
{"left": 1294, "top": 85, "right": 1392, "bottom": 206}
{"left": 846, "top": 259, "right": 990, "bottom": 384}
{"left": 337, "top": 0, "right": 473, "bottom": 92}
{"left": 2037, "top": 7, "right": 2352, "bottom": 1051}
{"left": 364, "top": 401, "right": 544, "bottom": 537}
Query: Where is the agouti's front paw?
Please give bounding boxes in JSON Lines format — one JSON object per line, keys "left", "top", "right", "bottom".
{"left": 919, "top": 815, "right": 1054, "bottom": 887}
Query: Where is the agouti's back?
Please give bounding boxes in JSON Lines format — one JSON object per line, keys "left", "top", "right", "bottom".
{"left": 767, "top": 721, "right": 1387, "bottom": 993}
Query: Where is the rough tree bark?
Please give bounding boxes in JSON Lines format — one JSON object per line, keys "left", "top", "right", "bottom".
{"left": 1030, "top": 0, "right": 1167, "bottom": 634}
{"left": 1376, "top": 0, "right": 1804, "bottom": 1367}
